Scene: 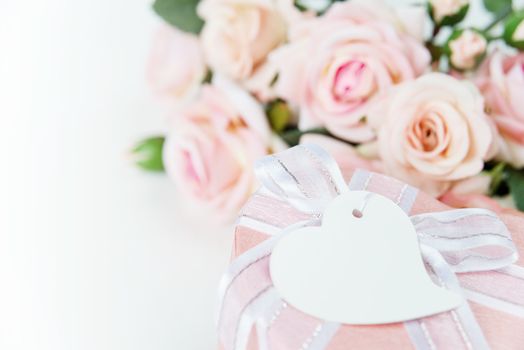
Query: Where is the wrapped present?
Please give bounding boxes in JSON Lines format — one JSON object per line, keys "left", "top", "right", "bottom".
{"left": 217, "top": 145, "right": 524, "bottom": 350}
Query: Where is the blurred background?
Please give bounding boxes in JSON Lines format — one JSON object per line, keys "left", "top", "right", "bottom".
{"left": 1, "top": 0, "right": 521, "bottom": 349}
{"left": 1, "top": 1, "right": 231, "bottom": 349}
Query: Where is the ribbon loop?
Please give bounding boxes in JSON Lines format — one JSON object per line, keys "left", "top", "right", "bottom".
{"left": 412, "top": 209, "right": 518, "bottom": 273}
{"left": 254, "top": 144, "right": 347, "bottom": 214}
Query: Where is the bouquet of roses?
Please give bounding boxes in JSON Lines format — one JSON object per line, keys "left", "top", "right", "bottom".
{"left": 133, "top": 0, "right": 524, "bottom": 222}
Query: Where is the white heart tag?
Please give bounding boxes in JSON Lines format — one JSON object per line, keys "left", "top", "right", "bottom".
{"left": 270, "top": 191, "right": 462, "bottom": 325}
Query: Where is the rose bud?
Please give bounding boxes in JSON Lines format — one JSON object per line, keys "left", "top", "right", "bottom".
{"left": 445, "top": 29, "right": 487, "bottom": 71}
{"left": 428, "top": 0, "right": 469, "bottom": 26}
{"left": 503, "top": 10, "right": 524, "bottom": 50}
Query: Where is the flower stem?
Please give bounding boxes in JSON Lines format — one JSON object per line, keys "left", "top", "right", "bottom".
{"left": 483, "top": 6, "right": 513, "bottom": 32}
{"left": 432, "top": 23, "right": 441, "bottom": 38}
{"left": 426, "top": 42, "right": 443, "bottom": 63}
{"left": 489, "top": 162, "right": 507, "bottom": 195}
{"left": 280, "top": 127, "right": 355, "bottom": 147}
{"left": 280, "top": 127, "right": 328, "bottom": 146}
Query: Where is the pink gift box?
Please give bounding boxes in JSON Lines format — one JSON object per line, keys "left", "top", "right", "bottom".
{"left": 218, "top": 146, "right": 524, "bottom": 350}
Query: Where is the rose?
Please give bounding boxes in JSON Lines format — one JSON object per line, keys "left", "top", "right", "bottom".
{"left": 447, "top": 29, "right": 487, "bottom": 70}
{"left": 272, "top": 0, "right": 430, "bottom": 142}
{"left": 242, "top": 60, "right": 280, "bottom": 102}
{"left": 428, "top": 0, "right": 469, "bottom": 26}
{"left": 197, "top": 0, "right": 287, "bottom": 81}
{"left": 475, "top": 51, "right": 524, "bottom": 167}
{"left": 228, "top": 0, "right": 313, "bottom": 101}
{"left": 368, "top": 73, "right": 494, "bottom": 196}
{"left": 448, "top": 173, "right": 492, "bottom": 196}
{"left": 439, "top": 191, "right": 505, "bottom": 213}
{"left": 146, "top": 25, "right": 206, "bottom": 106}
{"left": 163, "top": 77, "right": 273, "bottom": 220}
{"left": 439, "top": 174, "right": 507, "bottom": 213}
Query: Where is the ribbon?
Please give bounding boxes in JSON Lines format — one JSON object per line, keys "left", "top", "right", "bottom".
{"left": 218, "top": 144, "right": 522, "bottom": 350}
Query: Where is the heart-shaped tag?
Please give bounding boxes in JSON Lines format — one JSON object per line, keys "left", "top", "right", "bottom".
{"left": 270, "top": 191, "right": 462, "bottom": 325}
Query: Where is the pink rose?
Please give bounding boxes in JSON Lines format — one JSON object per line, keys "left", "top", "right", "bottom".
{"left": 163, "top": 77, "right": 272, "bottom": 220}
{"left": 197, "top": 0, "right": 287, "bottom": 81}
{"left": 475, "top": 51, "right": 524, "bottom": 167}
{"left": 146, "top": 25, "right": 206, "bottom": 106}
{"left": 235, "top": 0, "right": 314, "bottom": 102}
{"left": 368, "top": 73, "right": 494, "bottom": 196}
{"left": 271, "top": 0, "right": 430, "bottom": 142}
{"left": 439, "top": 191, "right": 504, "bottom": 212}
{"left": 439, "top": 174, "right": 511, "bottom": 213}
{"left": 434, "top": 165, "right": 524, "bottom": 215}
{"left": 447, "top": 173, "right": 492, "bottom": 196}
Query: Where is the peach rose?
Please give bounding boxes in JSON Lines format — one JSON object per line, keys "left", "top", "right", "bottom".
{"left": 242, "top": 60, "right": 280, "bottom": 102}
{"left": 475, "top": 51, "right": 524, "bottom": 167}
{"left": 146, "top": 25, "right": 206, "bottom": 106}
{"left": 368, "top": 73, "right": 494, "bottom": 196}
{"left": 429, "top": 0, "right": 469, "bottom": 23}
{"left": 448, "top": 30, "right": 487, "bottom": 70}
{"left": 163, "top": 77, "right": 272, "bottom": 220}
{"left": 272, "top": 0, "right": 430, "bottom": 142}
{"left": 197, "top": 0, "right": 287, "bottom": 81}
{"left": 448, "top": 173, "right": 492, "bottom": 196}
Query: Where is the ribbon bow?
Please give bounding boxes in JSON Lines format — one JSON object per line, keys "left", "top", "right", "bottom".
{"left": 218, "top": 144, "right": 523, "bottom": 350}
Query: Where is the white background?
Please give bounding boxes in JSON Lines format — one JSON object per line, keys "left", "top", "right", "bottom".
{"left": 1, "top": 1, "right": 232, "bottom": 349}
{"left": 0, "top": 0, "right": 517, "bottom": 349}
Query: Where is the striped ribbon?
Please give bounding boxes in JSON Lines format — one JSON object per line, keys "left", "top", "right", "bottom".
{"left": 218, "top": 144, "right": 523, "bottom": 350}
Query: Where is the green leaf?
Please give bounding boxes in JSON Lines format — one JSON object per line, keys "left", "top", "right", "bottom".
{"left": 483, "top": 0, "right": 512, "bottom": 15}
{"left": 505, "top": 167, "right": 524, "bottom": 211}
{"left": 503, "top": 10, "right": 524, "bottom": 49}
{"left": 132, "top": 136, "right": 165, "bottom": 172}
{"left": 153, "top": 0, "right": 204, "bottom": 34}
{"left": 294, "top": 0, "right": 331, "bottom": 13}
{"left": 266, "top": 100, "right": 292, "bottom": 133}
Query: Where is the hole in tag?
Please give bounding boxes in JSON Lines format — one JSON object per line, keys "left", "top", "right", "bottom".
{"left": 352, "top": 209, "right": 363, "bottom": 218}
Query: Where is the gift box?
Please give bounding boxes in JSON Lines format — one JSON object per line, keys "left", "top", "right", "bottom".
{"left": 217, "top": 145, "right": 524, "bottom": 350}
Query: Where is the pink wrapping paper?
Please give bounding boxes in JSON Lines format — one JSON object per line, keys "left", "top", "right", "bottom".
{"left": 219, "top": 167, "right": 524, "bottom": 350}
